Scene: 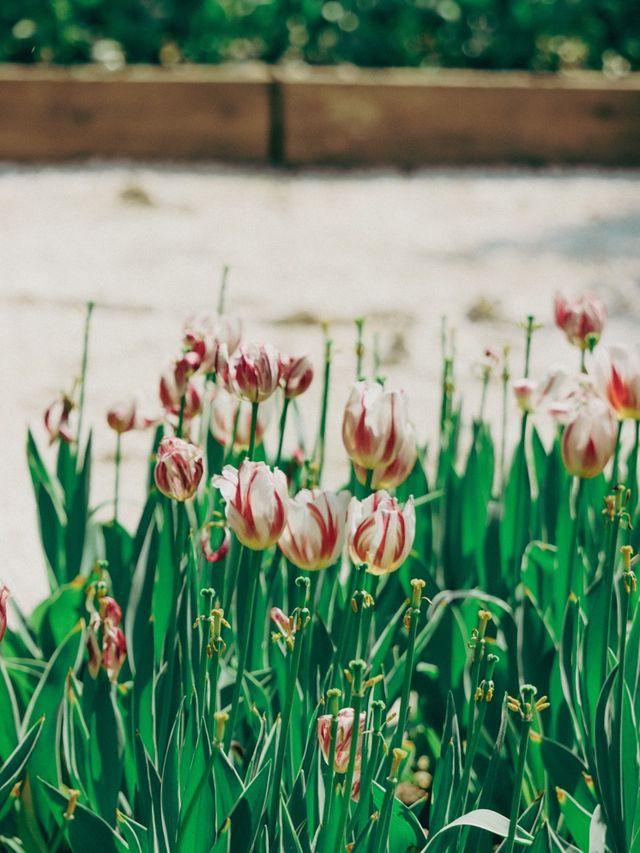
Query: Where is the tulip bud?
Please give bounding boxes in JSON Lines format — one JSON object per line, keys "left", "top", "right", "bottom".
{"left": 229, "top": 343, "right": 281, "bottom": 403}
{"left": 593, "top": 344, "right": 640, "bottom": 420}
{"left": 159, "top": 360, "right": 203, "bottom": 418}
{"left": 209, "top": 385, "right": 273, "bottom": 451}
{"left": 347, "top": 491, "right": 416, "bottom": 575}
{"left": 279, "top": 354, "right": 314, "bottom": 399}
{"left": 0, "top": 585, "right": 9, "bottom": 643}
{"left": 317, "top": 707, "right": 365, "bottom": 798}
{"left": 154, "top": 436, "right": 204, "bottom": 501}
{"left": 44, "top": 393, "right": 76, "bottom": 445}
{"left": 342, "top": 381, "right": 410, "bottom": 470}
{"left": 554, "top": 292, "right": 606, "bottom": 350}
{"left": 561, "top": 395, "right": 618, "bottom": 479}
{"left": 278, "top": 489, "right": 351, "bottom": 571}
{"left": 107, "top": 398, "right": 157, "bottom": 434}
{"left": 355, "top": 424, "right": 418, "bottom": 490}
{"left": 213, "top": 461, "right": 288, "bottom": 550}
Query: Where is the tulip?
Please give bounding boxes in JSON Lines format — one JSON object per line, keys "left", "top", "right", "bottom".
{"left": 183, "top": 314, "right": 242, "bottom": 376}
{"left": 342, "top": 381, "right": 410, "bottom": 470}
{"left": 561, "top": 395, "right": 618, "bottom": 479}
{"left": 213, "top": 461, "right": 288, "bottom": 550}
{"left": 355, "top": 425, "right": 418, "bottom": 490}
{"left": 107, "top": 398, "right": 157, "bottom": 434}
{"left": 554, "top": 292, "right": 606, "bottom": 350}
{"left": 209, "top": 385, "right": 273, "bottom": 450}
{"left": 347, "top": 491, "right": 416, "bottom": 575}
{"left": 0, "top": 585, "right": 9, "bottom": 644}
{"left": 317, "top": 708, "right": 365, "bottom": 798}
{"left": 44, "top": 393, "right": 75, "bottom": 445}
{"left": 86, "top": 590, "right": 127, "bottom": 684}
{"left": 280, "top": 354, "right": 314, "bottom": 399}
{"left": 511, "top": 369, "right": 571, "bottom": 416}
{"left": 229, "top": 343, "right": 281, "bottom": 403}
{"left": 159, "top": 358, "right": 203, "bottom": 418}
{"left": 154, "top": 436, "right": 204, "bottom": 501}
{"left": 593, "top": 344, "right": 640, "bottom": 420}
{"left": 279, "top": 489, "right": 351, "bottom": 570}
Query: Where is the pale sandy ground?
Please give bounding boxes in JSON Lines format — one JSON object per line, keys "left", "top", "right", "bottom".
{"left": 2, "top": 165, "right": 639, "bottom": 612}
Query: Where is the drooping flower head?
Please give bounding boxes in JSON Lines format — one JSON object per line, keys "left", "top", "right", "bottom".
{"left": 280, "top": 354, "right": 314, "bottom": 399}
{"left": 213, "top": 461, "right": 288, "bottom": 550}
{"left": 554, "top": 292, "right": 606, "bottom": 350}
{"left": 561, "top": 393, "right": 618, "bottom": 479}
{"left": 44, "top": 392, "right": 76, "bottom": 445}
{"left": 279, "top": 489, "right": 351, "bottom": 571}
{"left": 107, "top": 398, "right": 158, "bottom": 434}
{"left": 593, "top": 344, "right": 640, "bottom": 420}
{"left": 347, "top": 491, "right": 415, "bottom": 575}
{"left": 159, "top": 359, "right": 203, "bottom": 419}
{"left": 154, "top": 436, "right": 204, "bottom": 501}
{"left": 86, "top": 587, "right": 127, "bottom": 684}
{"left": 229, "top": 343, "right": 281, "bottom": 403}
{"left": 342, "top": 381, "right": 410, "bottom": 470}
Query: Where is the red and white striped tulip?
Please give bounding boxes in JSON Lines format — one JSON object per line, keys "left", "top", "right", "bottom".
{"left": 280, "top": 354, "right": 314, "bottom": 399}
{"left": 342, "top": 381, "right": 410, "bottom": 470}
{"left": 213, "top": 461, "right": 288, "bottom": 550}
{"left": 184, "top": 314, "right": 241, "bottom": 372}
{"left": 154, "top": 436, "right": 204, "bottom": 501}
{"left": 512, "top": 368, "right": 572, "bottom": 416}
{"left": 278, "top": 489, "right": 351, "bottom": 571}
{"left": 159, "top": 360, "right": 203, "bottom": 418}
{"left": 0, "top": 585, "right": 9, "bottom": 644}
{"left": 593, "top": 344, "right": 640, "bottom": 420}
{"left": 229, "top": 343, "right": 281, "bottom": 403}
{"left": 554, "top": 292, "right": 606, "bottom": 350}
{"left": 347, "top": 491, "right": 415, "bottom": 575}
{"left": 44, "top": 393, "right": 76, "bottom": 445}
{"left": 561, "top": 394, "right": 618, "bottom": 479}
{"left": 107, "top": 399, "right": 158, "bottom": 434}
{"left": 209, "top": 385, "right": 273, "bottom": 450}
{"left": 86, "top": 592, "right": 127, "bottom": 683}
{"left": 355, "top": 424, "right": 418, "bottom": 490}
{"left": 317, "top": 708, "right": 365, "bottom": 797}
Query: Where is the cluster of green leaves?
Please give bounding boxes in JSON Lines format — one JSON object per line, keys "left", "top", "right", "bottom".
{"left": 1, "top": 312, "right": 639, "bottom": 852}
{"left": 0, "top": 0, "right": 638, "bottom": 70}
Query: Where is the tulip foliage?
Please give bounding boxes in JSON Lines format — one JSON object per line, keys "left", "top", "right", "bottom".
{"left": 2, "top": 291, "right": 640, "bottom": 853}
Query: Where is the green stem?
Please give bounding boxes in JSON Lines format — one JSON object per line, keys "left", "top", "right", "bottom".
{"left": 217, "top": 264, "right": 229, "bottom": 315}
{"left": 566, "top": 477, "right": 585, "bottom": 602}
{"left": 314, "top": 335, "right": 332, "bottom": 483}
{"left": 523, "top": 315, "right": 535, "bottom": 378}
{"left": 113, "top": 432, "right": 121, "bottom": 526}
{"left": 479, "top": 373, "right": 489, "bottom": 424}
{"left": 579, "top": 347, "right": 587, "bottom": 373}
{"left": 504, "top": 719, "right": 531, "bottom": 853}
{"left": 355, "top": 317, "right": 365, "bottom": 380}
{"left": 334, "top": 688, "right": 364, "bottom": 850}
{"left": 76, "top": 300, "right": 95, "bottom": 464}
{"left": 176, "top": 391, "right": 187, "bottom": 439}
{"left": 224, "top": 548, "right": 260, "bottom": 751}
{"left": 609, "top": 420, "right": 624, "bottom": 491}
{"left": 628, "top": 420, "right": 640, "bottom": 516}
{"left": 389, "top": 589, "right": 421, "bottom": 757}
{"left": 500, "top": 363, "right": 509, "bottom": 497}
{"left": 248, "top": 401, "right": 259, "bottom": 461}
{"left": 351, "top": 701, "right": 385, "bottom": 833}
{"left": 601, "top": 510, "right": 621, "bottom": 683}
{"left": 319, "top": 694, "right": 341, "bottom": 853}
{"left": 275, "top": 396, "right": 291, "bottom": 468}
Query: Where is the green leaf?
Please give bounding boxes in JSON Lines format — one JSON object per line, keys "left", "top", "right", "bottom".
{"left": 424, "top": 808, "right": 534, "bottom": 849}
{"left": 222, "top": 760, "right": 271, "bottom": 851}
{"left": 371, "top": 781, "right": 426, "bottom": 850}
{"left": 0, "top": 717, "right": 44, "bottom": 807}
{"left": 556, "top": 788, "right": 592, "bottom": 851}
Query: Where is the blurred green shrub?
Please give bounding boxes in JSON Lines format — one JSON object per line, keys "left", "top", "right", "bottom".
{"left": 1, "top": 0, "right": 638, "bottom": 70}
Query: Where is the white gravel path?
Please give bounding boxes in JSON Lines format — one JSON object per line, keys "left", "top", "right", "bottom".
{"left": 2, "top": 164, "right": 639, "bottom": 611}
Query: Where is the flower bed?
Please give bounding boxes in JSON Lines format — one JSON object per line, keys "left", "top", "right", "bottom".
{"left": 1, "top": 285, "right": 639, "bottom": 851}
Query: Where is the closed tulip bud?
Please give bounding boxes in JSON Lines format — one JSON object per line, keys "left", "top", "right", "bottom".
{"left": 554, "top": 292, "right": 606, "bottom": 350}
{"left": 107, "top": 398, "right": 157, "bottom": 434}
{"left": 213, "top": 461, "right": 288, "bottom": 550}
{"left": 209, "top": 385, "right": 273, "bottom": 450}
{"left": 0, "top": 585, "right": 9, "bottom": 643}
{"left": 561, "top": 395, "right": 618, "bottom": 479}
{"left": 317, "top": 707, "right": 365, "bottom": 797}
{"left": 159, "top": 360, "right": 203, "bottom": 418}
{"left": 342, "top": 381, "right": 410, "bottom": 470}
{"left": 355, "top": 424, "right": 418, "bottom": 490}
{"left": 229, "top": 343, "right": 281, "bottom": 403}
{"left": 154, "top": 436, "right": 204, "bottom": 501}
{"left": 279, "top": 489, "right": 351, "bottom": 571}
{"left": 593, "top": 344, "right": 640, "bottom": 420}
{"left": 280, "top": 354, "right": 314, "bottom": 398}
{"left": 347, "top": 491, "right": 416, "bottom": 575}
{"left": 44, "top": 393, "right": 76, "bottom": 445}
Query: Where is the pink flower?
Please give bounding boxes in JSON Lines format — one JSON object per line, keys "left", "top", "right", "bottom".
{"left": 107, "top": 398, "right": 158, "bottom": 434}
{"left": 279, "top": 489, "right": 351, "bottom": 571}
{"left": 317, "top": 708, "right": 365, "bottom": 798}
{"left": 154, "top": 437, "right": 204, "bottom": 501}
{"left": 554, "top": 292, "right": 606, "bottom": 350}
{"left": 342, "top": 381, "right": 410, "bottom": 470}
{"left": 229, "top": 343, "right": 281, "bottom": 403}
{"left": 0, "top": 585, "right": 9, "bottom": 644}
{"left": 347, "top": 491, "right": 416, "bottom": 575}
{"left": 86, "top": 589, "right": 127, "bottom": 684}
{"left": 561, "top": 394, "right": 618, "bottom": 479}
{"left": 213, "top": 461, "right": 288, "bottom": 550}
{"left": 102, "top": 625, "right": 127, "bottom": 683}
{"left": 200, "top": 524, "right": 231, "bottom": 564}
{"left": 280, "top": 355, "right": 314, "bottom": 399}
{"left": 593, "top": 345, "right": 640, "bottom": 420}
{"left": 183, "top": 314, "right": 241, "bottom": 375}
{"left": 209, "top": 385, "right": 273, "bottom": 450}
{"left": 44, "top": 393, "right": 76, "bottom": 445}
{"left": 512, "top": 369, "right": 571, "bottom": 415}
{"left": 159, "top": 359, "right": 203, "bottom": 418}
{"left": 355, "top": 425, "right": 418, "bottom": 490}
